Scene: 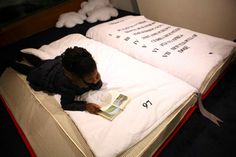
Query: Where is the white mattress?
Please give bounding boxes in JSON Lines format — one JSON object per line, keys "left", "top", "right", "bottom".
{"left": 86, "top": 15, "right": 236, "bottom": 92}
{"left": 20, "top": 34, "right": 197, "bottom": 157}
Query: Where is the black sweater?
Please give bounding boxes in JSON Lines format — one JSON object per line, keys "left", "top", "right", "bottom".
{"left": 26, "top": 56, "right": 102, "bottom": 111}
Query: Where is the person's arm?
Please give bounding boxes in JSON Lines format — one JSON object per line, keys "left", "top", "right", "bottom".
{"left": 89, "top": 80, "right": 103, "bottom": 90}
{"left": 61, "top": 94, "right": 86, "bottom": 111}
{"left": 60, "top": 94, "right": 101, "bottom": 113}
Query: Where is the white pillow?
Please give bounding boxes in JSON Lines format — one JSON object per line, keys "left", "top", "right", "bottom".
{"left": 20, "top": 34, "right": 87, "bottom": 60}
{"left": 55, "top": 12, "right": 86, "bottom": 28}
{"left": 21, "top": 48, "right": 50, "bottom": 60}
{"left": 86, "top": 6, "right": 118, "bottom": 23}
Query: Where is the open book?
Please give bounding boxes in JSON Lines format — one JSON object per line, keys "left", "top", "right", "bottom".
{"left": 98, "top": 92, "right": 130, "bottom": 121}
{"left": 16, "top": 16, "right": 236, "bottom": 155}
{"left": 17, "top": 33, "right": 208, "bottom": 157}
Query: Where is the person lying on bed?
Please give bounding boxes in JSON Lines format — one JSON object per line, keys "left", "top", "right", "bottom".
{"left": 12, "top": 46, "right": 102, "bottom": 114}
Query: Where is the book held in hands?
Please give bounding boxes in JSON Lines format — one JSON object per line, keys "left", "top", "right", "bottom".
{"left": 98, "top": 92, "right": 130, "bottom": 120}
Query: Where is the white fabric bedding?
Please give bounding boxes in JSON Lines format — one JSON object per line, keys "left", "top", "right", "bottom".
{"left": 86, "top": 15, "right": 236, "bottom": 90}
{"left": 21, "top": 34, "right": 197, "bottom": 157}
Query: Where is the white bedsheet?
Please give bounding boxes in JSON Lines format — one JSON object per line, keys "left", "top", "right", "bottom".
{"left": 21, "top": 34, "right": 197, "bottom": 157}
{"left": 86, "top": 15, "right": 236, "bottom": 89}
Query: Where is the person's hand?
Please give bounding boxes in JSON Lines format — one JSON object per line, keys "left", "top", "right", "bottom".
{"left": 86, "top": 103, "right": 101, "bottom": 114}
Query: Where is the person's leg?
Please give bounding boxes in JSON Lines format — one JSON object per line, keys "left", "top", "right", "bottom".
{"left": 11, "top": 62, "right": 33, "bottom": 75}
{"left": 20, "top": 53, "right": 43, "bottom": 67}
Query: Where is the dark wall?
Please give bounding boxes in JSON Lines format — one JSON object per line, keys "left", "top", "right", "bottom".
{"left": 0, "top": 0, "right": 65, "bottom": 27}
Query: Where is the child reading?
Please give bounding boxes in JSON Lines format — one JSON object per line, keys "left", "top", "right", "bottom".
{"left": 12, "top": 46, "right": 102, "bottom": 114}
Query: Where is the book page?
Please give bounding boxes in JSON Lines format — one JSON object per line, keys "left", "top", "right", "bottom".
{"left": 99, "top": 92, "right": 129, "bottom": 120}
{"left": 101, "top": 92, "right": 129, "bottom": 111}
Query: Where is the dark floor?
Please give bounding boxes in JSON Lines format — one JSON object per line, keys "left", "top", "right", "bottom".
{"left": 160, "top": 60, "right": 236, "bottom": 157}
{"left": 0, "top": 60, "right": 235, "bottom": 157}
{"left": 0, "top": 99, "right": 31, "bottom": 157}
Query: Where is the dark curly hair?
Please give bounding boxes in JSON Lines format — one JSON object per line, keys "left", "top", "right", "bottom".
{"left": 61, "top": 46, "right": 97, "bottom": 77}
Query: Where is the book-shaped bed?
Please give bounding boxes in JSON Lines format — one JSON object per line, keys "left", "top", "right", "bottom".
{"left": 0, "top": 34, "right": 197, "bottom": 157}
{"left": 86, "top": 15, "right": 236, "bottom": 95}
